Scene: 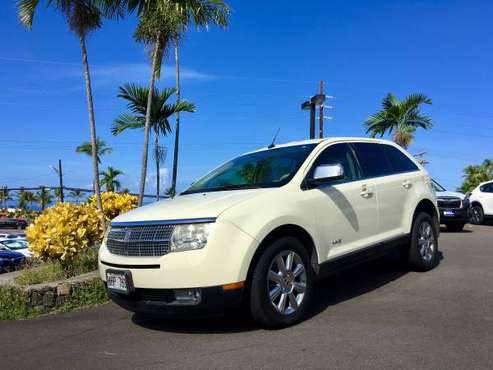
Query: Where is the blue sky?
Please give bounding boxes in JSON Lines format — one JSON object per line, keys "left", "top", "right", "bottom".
{"left": 1, "top": 0, "right": 492, "bottom": 194}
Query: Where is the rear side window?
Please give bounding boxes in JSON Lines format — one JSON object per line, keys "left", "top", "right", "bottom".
{"left": 480, "top": 183, "right": 493, "bottom": 193}
{"left": 351, "top": 142, "right": 392, "bottom": 178}
{"left": 382, "top": 145, "right": 419, "bottom": 174}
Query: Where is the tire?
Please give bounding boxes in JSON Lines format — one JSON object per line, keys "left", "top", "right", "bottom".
{"left": 446, "top": 222, "right": 465, "bottom": 232}
{"left": 470, "top": 205, "right": 484, "bottom": 225}
{"left": 249, "top": 236, "right": 314, "bottom": 329}
{"left": 408, "top": 212, "right": 439, "bottom": 272}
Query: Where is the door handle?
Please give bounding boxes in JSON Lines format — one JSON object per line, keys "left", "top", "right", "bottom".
{"left": 402, "top": 180, "right": 412, "bottom": 189}
{"left": 360, "top": 184, "right": 373, "bottom": 198}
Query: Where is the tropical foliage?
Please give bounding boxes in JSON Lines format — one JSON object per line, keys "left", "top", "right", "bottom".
{"left": 0, "top": 187, "right": 12, "bottom": 208}
{"left": 365, "top": 93, "right": 433, "bottom": 149}
{"left": 36, "top": 188, "right": 54, "bottom": 210}
{"left": 112, "top": 83, "right": 195, "bottom": 199}
{"left": 76, "top": 138, "right": 113, "bottom": 164}
{"left": 100, "top": 166, "right": 124, "bottom": 192}
{"left": 88, "top": 191, "right": 138, "bottom": 222}
{"left": 458, "top": 160, "right": 493, "bottom": 193}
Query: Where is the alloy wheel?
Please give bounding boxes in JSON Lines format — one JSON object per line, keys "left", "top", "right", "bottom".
{"left": 471, "top": 206, "right": 482, "bottom": 224}
{"left": 418, "top": 221, "right": 435, "bottom": 262}
{"left": 267, "top": 250, "right": 307, "bottom": 315}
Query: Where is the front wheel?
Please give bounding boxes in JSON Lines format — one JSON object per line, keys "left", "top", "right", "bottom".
{"left": 409, "top": 212, "right": 439, "bottom": 271}
{"left": 249, "top": 237, "right": 314, "bottom": 329}
{"left": 470, "top": 205, "right": 484, "bottom": 225}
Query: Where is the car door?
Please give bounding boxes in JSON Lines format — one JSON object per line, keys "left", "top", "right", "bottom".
{"left": 351, "top": 142, "right": 420, "bottom": 241}
{"left": 300, "top": 142, "right": 379, "bottom": 260}
{"left": 479, "top": 183, "right": 493, "bottom": 215}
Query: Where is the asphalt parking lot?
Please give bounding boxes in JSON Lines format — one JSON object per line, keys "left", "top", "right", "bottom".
{"left": 1, "top": 224, "right": 492, "bottom": 369}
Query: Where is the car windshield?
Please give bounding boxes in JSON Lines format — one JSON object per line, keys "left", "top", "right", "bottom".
{"left": 182, "top": 144, "right": 317, "bottom": 195}
{"left": 432, "top": 180, "right": 446, "bottom": 192}
{"left": 2, "top": 240, "right": 28, "bottom": 250}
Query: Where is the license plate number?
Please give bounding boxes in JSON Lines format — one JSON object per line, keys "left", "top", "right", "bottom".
{"left": 443, "top": 210, "right": 455, "bottom": 216}
{"left": 107, "top": 271, "right": 130, "bottom": 293}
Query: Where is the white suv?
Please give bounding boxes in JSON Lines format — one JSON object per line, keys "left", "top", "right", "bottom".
{"left": 99, "top": 138, "right": 439, "bottom": 328}
{"left": 469, "top": 180, "right": 493, "bottom": 224}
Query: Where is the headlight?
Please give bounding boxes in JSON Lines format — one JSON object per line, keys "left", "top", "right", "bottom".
{"left": 170, "top": 223, "right": 215, "bottom": 252}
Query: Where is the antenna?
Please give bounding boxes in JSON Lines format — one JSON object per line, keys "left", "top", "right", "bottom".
{"left": 268, "top": 128, "right": 281, "bottom": 149}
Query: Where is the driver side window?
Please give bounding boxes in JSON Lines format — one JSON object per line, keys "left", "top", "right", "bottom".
{"left": 311, "top": 143, "right": 361, "bottom": 183}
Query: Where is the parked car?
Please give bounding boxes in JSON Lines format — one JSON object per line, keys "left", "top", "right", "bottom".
{"left": 469, "top": 180, "right": 493, "bottom": 224}
{"left": 0, "top": 233, "right": 26, "bottom": 242}
{"left": 432, "top": 180, "right": 470, "bottom": 231}
{"left": 0, "top": 246, "right": 25, "bottom": 273}
{"left": 0, "top": 239, "right": 32, "bottom": 257}
{"left": 99, "top": 138, "right": 439, "bottom": 328}
{"left": 0, "top": 218, "right": 27, "bottom": 229}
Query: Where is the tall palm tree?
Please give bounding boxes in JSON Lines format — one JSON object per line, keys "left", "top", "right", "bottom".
{"left": 76, "top": 137, "right": 113, "bottom": 164}
{"left": 127, "top": 0, "right": 229, "bottom": 204}
{"left": 169, "top": 0, "right": 229, "bottom": 197}
{"left": 69, "top": 189, "right": 86, "bottom": 204}
{"left": 36, "top": 188, "right": 54, "bottom": 210}
{"left": 365, "top": 93, "right": 433, "bottom": 149}
{"left": 18, "top": 190, "right": 36, "bottom": 210}
{"left": 0, "top": 187, "right": 12, "bottom": 209}
{"left": 17, "top": 0, "right": 124, "bottom": 229}
{"left": 112, "top": 83, "right": 195, "bottom": 199}
{"left": 100, "top": 166, "right": 124, "bottom": 192}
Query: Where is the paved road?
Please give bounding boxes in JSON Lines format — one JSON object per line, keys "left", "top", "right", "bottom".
{"left": 2, "top": 225, "right": 492, "bottom": 369}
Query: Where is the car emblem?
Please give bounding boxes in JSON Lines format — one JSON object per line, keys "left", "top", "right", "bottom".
{"left": 123, "top": 229, "right": 132, "bottom": 243}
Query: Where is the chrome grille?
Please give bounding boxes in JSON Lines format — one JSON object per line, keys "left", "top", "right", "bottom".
{"left": 437, "top": 197, "right": 461, "bottom": 209}
{"left": 106, "top": 224, "right": 175, "bottom": 257}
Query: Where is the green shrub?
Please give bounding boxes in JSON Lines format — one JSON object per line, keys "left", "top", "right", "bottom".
{"left": 57, "top": 279, "right": 107, "bottom": 312}
{"left": 0, "top": 286, "right": 35, "bottom": 320}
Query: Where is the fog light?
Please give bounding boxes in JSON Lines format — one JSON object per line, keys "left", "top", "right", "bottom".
{"left": 173, "top": 289, "right": 202, "bottom": 305}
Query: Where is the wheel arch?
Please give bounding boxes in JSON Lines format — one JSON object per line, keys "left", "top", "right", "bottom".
{"left": 409, "top": 198, "right": 439, "bottom": 233}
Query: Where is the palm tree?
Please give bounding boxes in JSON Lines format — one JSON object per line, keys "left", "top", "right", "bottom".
{"left": 76, "top": 137, "right": 113, "bottom": 164}
{"left": 458, "top": 159, "right": 493, "bottom": 193}
{"left": 0, "top": 187, "right": 12, "bottom": 209}
{"left": 365, "top": 93, "right": 433, "bottom": 149}
{"left": 112, "top": 83, "right": 195, "bottom": 199}
{"left": 127, "top": 0, "right": 229, "bottom": 205}
{"left": 100, "top": 166, "right": 124, "bottom": 192}
{"left": 169, "top": 1, "right": 229, "bottom": 197}
{"left": 17, "top": 0, "right": 124, "bottom": 229}
{"left": 18, "top": 190, "right": 36, "bottom": 210}
{"left": 69, "top": 189, "right": 86, "bottom": 204}
{"left": 36, "top": 188, "right": 54, "bottom": 210}
{"left": 54, "top": 187, "right": 63, "bottom": 203}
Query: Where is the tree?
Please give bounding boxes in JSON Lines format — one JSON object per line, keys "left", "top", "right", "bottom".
{"left": 69, "top": 189, "right": 86, "bottom": 204}
{"left": 100, "top": 166, "right": 124, "bottom": 192}
{"left": 0, "top": 187, "right": 12, "bottom": 209}
{"left": 76, "top": 137, "right": 113, "bottom": 164}
{"left": 128, "top": 0, "right": 229, "bottom": 204}
{"left": 168, "top": 0, "right": 229, "bottom": 197}
{"left": 36, "top": 188, "right": 54, "bottom": 210}
{"left": 112, "top": 83, "right": 195, "bottom": 199}
{"left": 365, "top": 93, "right": 433, "bottom": 149}
{"left": 17, "top": 0, "right": 124, "bottom": 229}
{"left": 54, "top": 187, "right": 63, "bottom": 202}
{"left": 18, "top": 190, "right": 36, "bottom": 209}
{"left": 458, "top": 159, "right": 493, "bottom": 193}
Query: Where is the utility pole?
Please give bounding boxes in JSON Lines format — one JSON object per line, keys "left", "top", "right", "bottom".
{"left": 58, "top": 159, "right": 64, "bottom": 202}
{"left": 302, "top": 81, "right": 328, "bottom": 140}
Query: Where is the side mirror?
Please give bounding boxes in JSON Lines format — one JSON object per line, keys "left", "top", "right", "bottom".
{"left": 304, "top": 163, "right": 344, "bottom": 189}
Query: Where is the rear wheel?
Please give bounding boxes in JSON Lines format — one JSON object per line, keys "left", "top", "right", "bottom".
{"left": 445, "top": 222, "right": 465, "bottom": 232}
{"left": 470, "top": 205, "right": 484, "bottom": 225}
{"left": 409, "top": 212, "right": 439, "bottom": 271}
{"left": 249, "top": 237, "right": 314, "bottom": 328}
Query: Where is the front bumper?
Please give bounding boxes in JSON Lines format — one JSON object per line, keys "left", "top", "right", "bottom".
{"left": 107, "top": 285, "right": 243, "bottom": 318}
{"left": 439, "top": 206, "right": 470, "bottom": 223}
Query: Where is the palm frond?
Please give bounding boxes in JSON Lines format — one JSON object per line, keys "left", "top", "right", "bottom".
{"left": 112, "top": 113, "right": 145, "bottom": 135}
{"left": 16, "top": 0, "right": 39, "bottom": 29}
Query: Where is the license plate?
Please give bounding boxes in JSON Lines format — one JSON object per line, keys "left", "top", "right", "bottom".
{"left": 106, "top": 270, "right": 132, "bottom": 294}
{"left": 443, "top": 210, "right": 455, "bottom": 216}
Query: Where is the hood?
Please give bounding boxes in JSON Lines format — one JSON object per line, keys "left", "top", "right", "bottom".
{"left": 111, "top": 188, "right": 273, "bottom": 224}
{"left": 436, "top": 190, "right": 466, "bottom": 200}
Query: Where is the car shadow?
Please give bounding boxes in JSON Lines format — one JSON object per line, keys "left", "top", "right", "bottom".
{"left": 131, "top": 252, "right": 444, "bottom": 333}
{"left": 440, "top": 226, "right": 473, "bottom": 233}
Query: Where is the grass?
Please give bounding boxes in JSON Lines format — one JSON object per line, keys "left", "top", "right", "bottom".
{"left": 15, "top": 248, "right": 99, "bottom": 286}
{"left": 57, "top": 279, "right": 108, "bottom": 313}
{"left": 0, "top": 286, "right": 34, "bottom": 320}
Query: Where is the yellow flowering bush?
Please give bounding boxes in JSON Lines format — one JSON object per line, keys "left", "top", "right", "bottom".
{"left": 26, "top": 203, "right": 103, "bottom": 262}
{"left": 88, "top": 192, "right": 138, "bottom": 221}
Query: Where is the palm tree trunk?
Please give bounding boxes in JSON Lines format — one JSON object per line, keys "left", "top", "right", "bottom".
{"left": 170, "top": 38, "right": 181, "bottom": 198}
{"left": 79, "top": 35, "right": 106, "bottom": 230}
{"left": 155, "top": 128, "right": 160, "bottom": 201}
{"left": 138, "top": 32, "right": 162, "bottom": 206}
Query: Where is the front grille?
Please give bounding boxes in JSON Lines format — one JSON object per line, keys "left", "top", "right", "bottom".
{"left": 437, "top": 197, "right": 461, "bottom": 209}
{"left": 106, "top": 224, "right": 175, "bottom": 257}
